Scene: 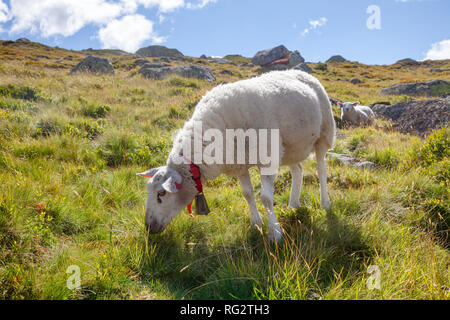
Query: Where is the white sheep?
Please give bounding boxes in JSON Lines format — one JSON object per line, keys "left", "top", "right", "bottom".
{"left": 138, "top": 70, "right": 335, "bottom": 242}
{"left": 339, "top": 102, "right": 375, "bottom": 126}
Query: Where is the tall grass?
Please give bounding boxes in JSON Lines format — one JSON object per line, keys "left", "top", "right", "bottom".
{"left": 0, "top": 43, "right": 448, "bottom": 299}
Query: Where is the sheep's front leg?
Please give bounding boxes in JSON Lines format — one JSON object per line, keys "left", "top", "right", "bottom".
{"left": 238, "top": 171, "right": 263, "bottom": 228}
{"left": 260, "top": 173, "right": 282, "bottom": 242}
{"left": 288, "top": 164, "right": 303, "bottom": 209}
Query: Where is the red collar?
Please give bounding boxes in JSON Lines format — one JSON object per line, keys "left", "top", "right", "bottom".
{"left": 188, "top": 161, "right": 203, "bottom": 194}
{"left": 183, "top": 157, "right": 203, "bottom": 218}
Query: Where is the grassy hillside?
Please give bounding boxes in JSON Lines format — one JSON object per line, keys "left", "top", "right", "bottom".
{"left": 0, "top": 41, "right": 448, "bottom": 299}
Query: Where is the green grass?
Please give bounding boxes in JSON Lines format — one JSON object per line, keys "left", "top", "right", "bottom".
{"left": 0, "top": 42, "right": 449, "bottom": 300}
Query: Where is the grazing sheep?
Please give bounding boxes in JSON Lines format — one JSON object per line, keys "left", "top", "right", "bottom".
{"left": 138, "top": 70, "right": 335, "bottom": 242}
{"left": 339, "top": 102, "right": 375, "bottom": 126}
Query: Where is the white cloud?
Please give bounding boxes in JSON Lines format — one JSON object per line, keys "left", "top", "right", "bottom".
{"left": 310, "top": 17, "right": 327, "bottom": 29}
{"left": 0, "top": 0, "right": 10, "bottom": 23}
{"left": 301, "top": 17, "right": 327, "bottom": 36}
{"left": 424, "top": 39, "right": 450, "bottom": 60}
{"left": 137, "top": 0, "right": 185, "bottom": 12}
{"left": 98, "top": 14, "right": 165, "bottom": 52}
{"left": 186, "top": 0, "right": 217, "bottom": 9}
{"left": 8, "top": 0, "right": 125, "bottom": 37}
{"left": 3, "top": 0, "right": 218, "bottom": 49}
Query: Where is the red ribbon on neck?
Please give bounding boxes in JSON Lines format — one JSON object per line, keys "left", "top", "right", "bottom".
{"left": 183, "top": 156, "right": 203, "bottom": 219}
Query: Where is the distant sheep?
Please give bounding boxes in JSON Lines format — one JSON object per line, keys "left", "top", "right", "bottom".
{"left": 339, "top": 102, "right": 375, "bottom": 126}
{"left": 138, "top": 70, "right": 335, "bottom": 242}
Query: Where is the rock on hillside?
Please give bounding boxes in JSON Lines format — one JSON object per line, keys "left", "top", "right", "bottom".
{"left": 381, "top": 80, "right": 450, "bottom": 97}
{"left": 70, "top": 55, "right": 114, "bottom": 75}
{"left": 136, "top": 45, "right": 183, "bottom": 58}
{"left": 326, "top": 55, "right": 347, "bottom": 63}
{"left": 292, "top": 62, "right": 312, "bottom": 74}
{"left": 372, "top": 97, "right": 449, "bottom": 136}
{"left": 288, "top": 50, "right": 305, "bottom": 67}
{"left": 139, "top": 64, "right": 215, "bottom": 82}
{"left": 252, "top": 45, "right": 306, "bottom": 73}
{"left": 82, "top": 48, "right": 133, "bottom": 56}
{"left": 395, "top": 58, "right": 419, "bottom": 66}
{"left": 327, "top": 152, "right": 375, "bottom": 169}
{"left": 252, "top": 45, "right": 291, "bottom": 66}
{"left": 207, "top": 57, "right": 235, "bottom": 65}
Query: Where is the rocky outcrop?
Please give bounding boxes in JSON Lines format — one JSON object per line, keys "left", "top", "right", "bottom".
{"left": 136, "top": 45, "right": 183, "bottom": 58}
{"left": 219, "top": 70, "right": 233, "bottom": 76}
{"left": 139, "top": 65, "right": 215, "bottom": 82}
{"left": 430, "top": 68, "right": 450, "bottom": 73}
{"left": 288, "top": 50, "right": 305, "bottom": 67}
{"left": 240, "top": 62, "right": 254, "bottom": 67}
{"left": 350, "top": 78, "right": 363, "bottom": 84}
{"left": 395, "top": 58, "right": 419, "bottom": 66}
{"left": 326, "top": 55, "right": 347, "bottom": 63}
{"left": 252, "top": 45, "right": 307, "bottom": 73}
{"left": 134, "top": 59, "right": 150, "bottom": 67}
{"left": 208, "top": 57, "right": 235, "bottom": 65}
{"left": 380, "top": 80, "right": 450, "bottom": 97}
{"left": 292, "top": 62, "right": 312, "bottom": 74}
{"left": 252, "top": 45, "right": 290, "bottom": 66}
{"left": 69, "top": 55, "right": 114, "bottom": 75}
{"left": 372, "top": 97, "right": 450, "bottom": 136}
{"left": 327, "top": 152, "right": 375, "bottom": 169}
{"left": 16, "top": 38, "right": 31, "bottom": 43}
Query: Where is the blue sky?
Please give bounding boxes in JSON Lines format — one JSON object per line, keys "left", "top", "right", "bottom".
{"left": 0, "top": 0, "right": 449, "bottom": 64}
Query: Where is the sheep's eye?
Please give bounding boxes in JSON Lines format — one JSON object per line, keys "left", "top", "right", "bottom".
{"left": 157, "top": 190, "right": 166, "bottom": 203}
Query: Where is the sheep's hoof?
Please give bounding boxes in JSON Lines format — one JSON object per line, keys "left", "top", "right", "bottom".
{"left": 288, "top": 202, "right": 301, "bottom": 209}
{"left": 250, "top": 212, "right": 263, "bottom": 228}
{"left": 269, "top": 226, "right": 283, "bottom": 243}
{"left": 321, "top": 200, "right": 331, "bottom": 211}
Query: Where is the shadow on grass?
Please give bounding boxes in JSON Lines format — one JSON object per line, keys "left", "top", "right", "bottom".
{"left": 280, "top": 206, "right": 375, "bottom": 291}
{"left": 137, "top": 205, "right": 375, "bottom": 300}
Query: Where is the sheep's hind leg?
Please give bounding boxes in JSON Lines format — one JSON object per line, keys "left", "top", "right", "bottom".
{"left": 288, "top": 164, "right": 303, "bottom": 209}
{"left": 238, "top": 171, "right": 263, "bottom": 228}
{"left": 315, "top": 141, "right": 331, "bottom": 210}
{"left": 260, "top": 173, "right": 282, "bottom": 242}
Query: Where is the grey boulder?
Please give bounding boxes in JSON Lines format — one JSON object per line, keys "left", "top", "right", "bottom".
{"left": 252, "top": 45, "right": 290, "bottom": 66}
{"left": 292, "top": 63, "right": 312, "bottom": 74}
{"left": 136, "top": 45, "right": 183, "bottom": 58}
{"left": 372, "top": 98, "right": 449, "bottom": 136}
{"left": 395, "top": 58, "right": 419, "bottom": 66}
{"left": 326, "top": 55, "right": 347, "bottom": 63}
{"left": 350, "top": 78, "right": 363, "bottom": 84}
{"left": 208, "top": 57, "right": 235, "bottom": 65}
{"left": 288, "top": 50, "right": 305, "bottom": 67}
{"left": 140, "top": 65, "right": 215, "bottom": 82}
{"left": 380, "top": 80, "right": 450, "bottom": 97}
{"left": 70, "top": 55, "right": 114, "bottom": 75}
{"left": 327, "top": 153, "right": 376, "bottom": 169}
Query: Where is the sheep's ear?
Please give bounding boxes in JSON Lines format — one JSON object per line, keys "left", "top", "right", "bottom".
{"left": 353, "top": 101, "right": 360, "bottom": 106}
{"left": 162, "top": 172, "right": 183, "bottom": 193}
{"left": 136, "top": 167, "right": 161, "bottom": 178}
{"left": 337, "top": 102, "right": 343, "bottom": 108}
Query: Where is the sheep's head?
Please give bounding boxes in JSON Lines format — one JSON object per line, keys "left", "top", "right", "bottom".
{"left": 339, "top": 102, "right": 360, "bottom": 113}
{"left": 137, "top": 166, "right": 196, "bottom": 234}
